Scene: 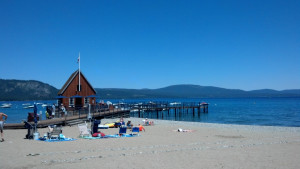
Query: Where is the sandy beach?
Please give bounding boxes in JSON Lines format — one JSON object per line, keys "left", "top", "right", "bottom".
{"left": 1, "top": 118, "right": 300, "bottom": 169}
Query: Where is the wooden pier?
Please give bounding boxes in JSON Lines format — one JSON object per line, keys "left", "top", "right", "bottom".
{"left": 127, "top": 102, "right": 209, "bottom": 119}
{"left": 4, "top": 108, "right": 130, "bottom": 129}
{"left": 4, "top": 101, "right": 208, "bottom": 129}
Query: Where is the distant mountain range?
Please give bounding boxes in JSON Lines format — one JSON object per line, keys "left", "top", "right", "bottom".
{"left": 95, "top": 85, "right": 300, "bottom": 99}
{"left": 0, "top": 79, "right": 58, "bottom": 101}
{"left": 0, "top": 79, "right": 299, "bottom": 101}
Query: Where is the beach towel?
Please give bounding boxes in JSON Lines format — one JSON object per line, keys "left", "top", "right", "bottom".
{"left": 92, "top": 132, "right": 105, "bottom": 137}
{"left": 38, "top": 138, "right": 76, "bottom": 142}
{"left": 82, "top": 134, "right": 139, "bottom": 139}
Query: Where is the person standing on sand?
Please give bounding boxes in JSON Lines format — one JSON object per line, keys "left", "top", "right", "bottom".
{"left": 0, "top": 112, "right": 8, "bottom": 142}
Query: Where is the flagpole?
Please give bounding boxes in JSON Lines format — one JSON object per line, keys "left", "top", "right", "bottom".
{"left": 79, "top": 52, "right": 81, "bottom": 92}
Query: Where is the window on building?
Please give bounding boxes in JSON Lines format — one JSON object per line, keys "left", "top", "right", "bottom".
{"left": 69, "top": 98, "right": 74, "bottom": 107}
{"left": 84, "top": 97, "right": 89, "bottom": 104}
{"left": 57, "top": 99, "right": 62, "bottom": 106}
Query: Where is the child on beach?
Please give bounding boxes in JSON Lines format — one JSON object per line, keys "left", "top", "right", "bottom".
{"left": 138, "top": 124, "right": 145, "bottom": 132}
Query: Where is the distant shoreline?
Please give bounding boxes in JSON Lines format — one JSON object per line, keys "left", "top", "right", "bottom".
{"left": 1, "top": 79, "right": 300, "bottom": 101}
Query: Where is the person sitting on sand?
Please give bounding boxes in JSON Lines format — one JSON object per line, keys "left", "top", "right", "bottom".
{"left": 148, "top": 121, "right": 154, "bottom": 125}
{"left": 119, "top": 117, "right": 125, "bottom": 126}
{"left": 177, "top": 128, "right": 192, "bottom": 132}
{"left": 126, "top": 121, "right": 133, "bottom": 129}
{"left": 138, "top": 124, "right": 145, "bottom": 132}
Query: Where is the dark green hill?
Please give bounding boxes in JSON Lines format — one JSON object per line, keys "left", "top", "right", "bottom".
{"left": 1, "top": 79, "right": 299, "bottom": 101}
{"left": 154, "top": 84, "right": 247, "bottom": 98}
{"left": 0, "top": 79, "right": 58, "bottom": 101}
{"left": 95, "top": 84, "right": 300, "bottom": 99}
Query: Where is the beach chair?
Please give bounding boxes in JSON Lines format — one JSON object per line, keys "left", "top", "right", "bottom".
{"left": 131, "top": 127, "right": 140, "bottom": 136}
{"left": 48, "top": 125, "right": 62, "bottom": 139}
{"left": 78, "top": 122, "right": 91, "bottom": 137}
{"left": 119, "top": 127, "right": 127, "bottom": 136}
{"left": 114, "top": 122, "right": 122, "bottom": 128}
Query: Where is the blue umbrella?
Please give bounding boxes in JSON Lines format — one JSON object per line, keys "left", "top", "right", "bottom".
{"left": 71, "top": 95, "right": 82, "bottom": 98}
{"left": 86, "top": 95, "right": 98, "bottom": 98}
{"left": 55, "top": 95, "right": 68, "bottom": 99}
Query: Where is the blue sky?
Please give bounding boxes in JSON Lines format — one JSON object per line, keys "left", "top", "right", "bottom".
{"left": 0, "top": 0, "right": 299, "bottom": 90}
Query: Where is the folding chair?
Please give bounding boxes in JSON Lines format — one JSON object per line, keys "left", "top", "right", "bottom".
{"left": 131, "top": 127, "right": 140, "bottom": 136}
{"left": 47, "top": 125, "right": 62, "bottom": 139}
{"left": 78, "top": 122, "right": 91, "bottom": 137}
{"left": 119, "top": 127, "right": 127, "bottom": 136}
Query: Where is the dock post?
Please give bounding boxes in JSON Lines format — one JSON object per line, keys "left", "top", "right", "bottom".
{"left": 198, "top": 104, "right": 200, "bottom": 116}
{"left": 175, "top": 108, "right": 177, "bottom": 118}
{"left": 138, "top": 109, "right": 141, "bottom": 118}
{"left": 193, "top": 108, "right": 195, "bottom": 116}
{"left": 199, "top": 103, "right": 201, "bottom": 113}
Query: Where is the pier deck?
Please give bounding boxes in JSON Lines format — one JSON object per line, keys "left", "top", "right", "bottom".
{"left": 4, "top": 102, "right": 208, "bottom": 129}
{"left": 4, "top": 109, "right": 130, "bottom": 129}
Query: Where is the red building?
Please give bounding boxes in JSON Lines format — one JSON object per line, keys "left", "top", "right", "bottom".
{"left": 57, "top": 70, "right": 97, "bottom": 108}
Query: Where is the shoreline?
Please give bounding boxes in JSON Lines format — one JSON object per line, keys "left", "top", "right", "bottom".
{"left": 5, "top": 117, "right": 300, "bottom": 129}
{"left": 1, "top": 117, "right": 300, "bottom": 169}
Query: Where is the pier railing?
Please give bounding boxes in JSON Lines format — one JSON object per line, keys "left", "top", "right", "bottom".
{"left": 48, "top": 101, "right": 208, "bottom": 121}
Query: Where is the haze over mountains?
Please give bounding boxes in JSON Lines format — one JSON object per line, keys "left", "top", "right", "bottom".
{"left": 0, "top": 79, "right": 300, "bottom": 101}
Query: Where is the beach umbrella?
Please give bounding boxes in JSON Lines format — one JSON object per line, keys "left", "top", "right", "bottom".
{"left": 33, "top": 103, "right": 37, "bottom": 132}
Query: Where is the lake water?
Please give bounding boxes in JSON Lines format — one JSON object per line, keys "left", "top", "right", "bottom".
{"left": 1, "top": 97, "right": 300, "bottom": 127}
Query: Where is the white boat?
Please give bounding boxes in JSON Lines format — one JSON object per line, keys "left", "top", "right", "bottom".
{"left": 1, "top": 103, "right": 12, "bottom": 108}
{"left": 170, "top": 102, "right": 181, "bottom": 106}
{"left": 42, "top": 104, "right": 48, "bottom": 107}
{"left": 23, "top": 105, "right": 34, "bottom": 109}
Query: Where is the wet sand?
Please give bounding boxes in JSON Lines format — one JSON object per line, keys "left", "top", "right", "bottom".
{"left": 1, "top": 118, "right": 300, "bottom": 169}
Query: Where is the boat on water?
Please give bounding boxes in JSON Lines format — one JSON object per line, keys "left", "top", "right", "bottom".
{"left": 42, "top": 104, "right": 48, "bottom": 107}
{"left": 1, "top": 103, "right": 12, "bottom": 108}
{"left": 170, "top": 102, "right": 181, "bottom": 106}
{"left": 23, "top": 105, "right": 34, "bottom": 109}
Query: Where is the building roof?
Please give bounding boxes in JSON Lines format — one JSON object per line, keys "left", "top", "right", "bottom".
{"left": 57, "top": 70, "right": 97, "bottom": 95}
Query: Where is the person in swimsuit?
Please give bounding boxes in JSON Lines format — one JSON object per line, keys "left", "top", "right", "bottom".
{"left": 0, "top": 112, "right": 8, "bottom": 142}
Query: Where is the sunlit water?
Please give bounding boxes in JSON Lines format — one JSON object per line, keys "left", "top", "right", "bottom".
{"left": 1, "top": 98, "right": 299, "bottom": 127}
